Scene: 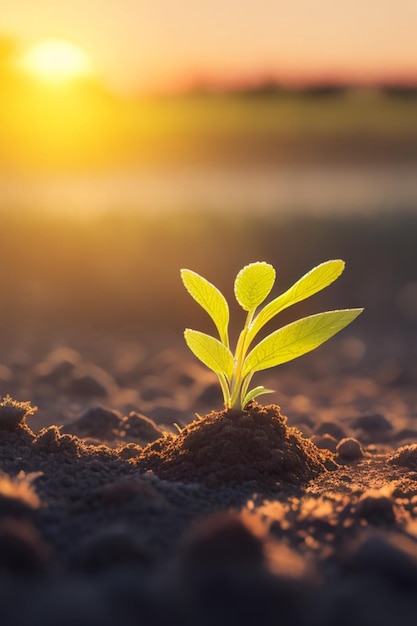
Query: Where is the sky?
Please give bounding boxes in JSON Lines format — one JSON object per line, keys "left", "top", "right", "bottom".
{"left": 2, "top": 0, "right": 417, "bottom": 93}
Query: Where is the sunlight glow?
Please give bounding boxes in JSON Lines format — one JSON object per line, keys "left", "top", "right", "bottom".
{"left": 21, "top": 39, "right": 93, "bottom": 83}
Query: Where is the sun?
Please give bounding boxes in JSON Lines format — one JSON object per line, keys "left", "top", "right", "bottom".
{"left": 21, "top": 39, "right": 93, "bottom": 84}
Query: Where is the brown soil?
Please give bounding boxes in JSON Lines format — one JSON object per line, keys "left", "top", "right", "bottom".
{"left": 1, "top": 328, "right": 417, "bottom": 626}
{"left": 136, "top": 402, "right": 336, "bottom": 487}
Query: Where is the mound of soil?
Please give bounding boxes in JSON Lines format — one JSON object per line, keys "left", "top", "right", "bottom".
{"left": 388, "top": 443, "right": 417, "bottom": 470}
{"left": 136, "top": 402, "right": 337, "bottom": 487}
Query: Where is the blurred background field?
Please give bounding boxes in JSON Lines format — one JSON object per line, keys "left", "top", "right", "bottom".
{"left": 2, "top": 86, "right": 417, "bottom": 215}
{"left": 1, "top": 210, "right": 416, "bottom": 368}
{"left": 1, "top": 84, "right": 416, "bottom": 346}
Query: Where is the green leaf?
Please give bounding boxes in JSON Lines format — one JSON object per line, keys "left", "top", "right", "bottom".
{"left": 184, "top": 329, "right": 234, "bottom": 380}
{"left": 242, "top": 308, "right": 363, "bottom": 377}
{"left": 241, "top": 386, "right": 275, "bottom": 408}
{"left": 234, "top": 262, "right": 276, "bottom": 312}
{"left": 248, "top": 260, "right": 345, "bottom": 343}
{"left": 181, "top": 269, "right": 229, "bottom": 345}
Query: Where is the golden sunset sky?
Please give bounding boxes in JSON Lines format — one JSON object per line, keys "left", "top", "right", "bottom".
{"left": 2, "top": 0, "right": 417, "bottom": 94}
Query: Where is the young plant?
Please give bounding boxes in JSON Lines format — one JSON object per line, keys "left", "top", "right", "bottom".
{"left": 181, "top": 260, "right": 363, "bottom": 410}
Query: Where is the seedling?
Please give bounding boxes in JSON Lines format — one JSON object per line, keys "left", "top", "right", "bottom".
{"left": 181, "top": 260, "right": 363, "bottom": 410}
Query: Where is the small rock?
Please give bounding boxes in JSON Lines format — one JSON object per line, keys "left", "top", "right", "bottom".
{"left": 394, "top": 428, "right": 417, "bottom": 442}
{"left": 315, "top": 421, "right": 346, "bottom": 440}
{"left": 310, "top": 434, "right": 338, "bottom": 453}
{"left": 352, "top": 413, "right": 392, "bottom": 432}
{"left": 34, "top": 347, "right": 81, "bottom": 386}
{"left": 70, "top": 365, "right": 116, "bottom": 398}
{"left": 147, "top": 406, "right": 184, "bottom": 425}
{"left": 339, "top": 474, "right": 352, "bottom": 483}
{"left": 336, "top": 437, "right": 364, "bottom": 460}
{"left": 63, "top": 407, "right": 122, "bottom": 441}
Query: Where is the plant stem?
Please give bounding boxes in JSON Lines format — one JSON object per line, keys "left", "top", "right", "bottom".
{"left": 239, "top": 372, "right": 253, "bottom": 407}
{"left": 229, "top": 309, "right": 255, "bottom": 408}
{"left": 217, "top": 372, "right": 231, "bottom": 408}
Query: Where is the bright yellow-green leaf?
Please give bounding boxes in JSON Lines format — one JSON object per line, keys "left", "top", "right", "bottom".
{"left": 234, "top": 262, "right": 276, "bottom": 311}
{"left": 248, "top": 260, "right": 345, "bottom": 343}
{"left": 241, "top": 386, "right": 275, "bottom": 408}
{"left": 182, "top": 260, "right": 363, "bottom": 410}
{"left": 242, "top": 308, "right": 363, "bottom": 377}
{"left": 184, "top": 329, "right": 234, "bottom": 380}
{"left": 181, "top": 269, "right": 229, "bottom": 345}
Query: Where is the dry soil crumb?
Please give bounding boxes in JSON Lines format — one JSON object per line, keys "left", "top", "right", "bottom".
{"left": 387, "top": 444, "right": 417, "bottom": 470}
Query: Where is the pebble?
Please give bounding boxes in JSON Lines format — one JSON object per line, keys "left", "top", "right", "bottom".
{"left": 315, "top": 421, "right": 346, "bottom": 440}
{"left": 310, "top": 434, "right": 338, "bottom": 453}
{"left": 336, "top": 437, "right": 364, "bottom": 460}
{"left": 34, "top": 347, "right": 81, "bottom": 386}
{"left": 352, "top": 413, "right": 392, "bottom": 432}
{"left": 70, "top": 365, "right": 116, "bottom": 398}
{"left": 63, "top": 407, "right": 122, "bottom": 440}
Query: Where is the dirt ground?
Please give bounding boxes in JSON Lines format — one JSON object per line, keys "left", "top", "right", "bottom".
{"left": 0, "top": 321, "right": 417, "bottom": 626}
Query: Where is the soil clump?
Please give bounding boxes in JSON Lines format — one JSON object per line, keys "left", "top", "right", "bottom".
{"left": 136, "top": 402, "right": 337, "bottom": 487}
